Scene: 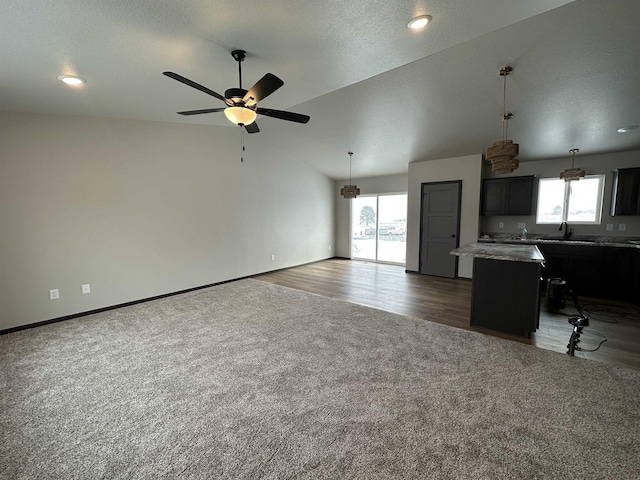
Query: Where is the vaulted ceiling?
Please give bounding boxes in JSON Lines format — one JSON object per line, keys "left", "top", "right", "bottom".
{"left": 1, "top": 0, "right": 639, "bottom": 178}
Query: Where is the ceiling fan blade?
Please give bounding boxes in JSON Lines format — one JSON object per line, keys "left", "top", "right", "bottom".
{"left": 177, "top": 108, "right": 226, "bottom": 116}
{"left": 163, "top": 72, "right": 229, "bottom": 104}
{"left": 244, "top": 122, "right": 260, "bottom": 134}
{"left": 243, "top": 73, "right": 284, "bottom": 106}
{"left": 256, "top": 107, "right": 310, "bottom": 124}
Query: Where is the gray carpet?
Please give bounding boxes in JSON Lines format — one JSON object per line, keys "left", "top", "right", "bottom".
{"left": 1, "top": 279, "right": 639, "bottom": 479}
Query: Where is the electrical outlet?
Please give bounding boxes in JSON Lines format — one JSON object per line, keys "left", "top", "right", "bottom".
{"left": 498, "top": 222, "right": 504, "bottom": 229}
{"left": 606, "top": 224, "right": 614, "bottom": 231}
{"left": 271, "top": 254, "right": 275, "bottom": 261}
{"left": 619, "top": 223, "right": 627, "bottom": 231}
{"left": 82, "top": 284, "right": 91, "bottom": 294}
{"left": 517, "top": 223, "right": 526, "bottom": 229}
{"left": 49, "top": 289, "right": 59, "bottom": 300}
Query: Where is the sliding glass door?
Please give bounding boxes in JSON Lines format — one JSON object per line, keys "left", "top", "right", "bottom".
{"left": 351, "top": 196, "right": 378, "bottom": 260}
{"left": 351, "top": 193, "right": 407, "bottom": 265}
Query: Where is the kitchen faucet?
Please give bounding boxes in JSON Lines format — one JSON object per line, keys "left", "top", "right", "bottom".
{"left": 559, "top": 221, "right": 572, "bottom": 240}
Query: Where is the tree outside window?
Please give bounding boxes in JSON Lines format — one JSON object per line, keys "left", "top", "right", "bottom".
{"left": 359, "top": 205, "right": 376, "bottom": 227}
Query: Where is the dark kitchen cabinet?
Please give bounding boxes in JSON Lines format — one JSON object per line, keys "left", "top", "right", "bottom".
{"left": 566, "top": 247, "right": 607, "bottom": 298}
{"left": 481, "top": 179, "right": 506, "bottom": 215}
{"left": 540, "top": 247, "right": 568, "bottom": 281}
{"left": 538, "top": 244, "right": 640, "bottom": 302}
{"left": 611, "top": 168, "right": 640, "bottom": 216}
{"left": 634, "top": 251, "right": 640, "bottom": 296}
{"left": 481, "top": 176, "right": 534, "bottom": 216}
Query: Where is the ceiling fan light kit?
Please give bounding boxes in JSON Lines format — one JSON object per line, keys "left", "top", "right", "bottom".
{"left": 341, "top": 152, "right": 360, "bottom": 199}
{"left": 224, "top": 106, "right": 257, "bottom": 126}
{"left": 560, "top": 148, "right": 585, "bottom": 181}
{"left": 163, "top": 49, "right": 309, "bottom": 134}
{"left": 485, "top": 66, "right": 519, "bottom": 174}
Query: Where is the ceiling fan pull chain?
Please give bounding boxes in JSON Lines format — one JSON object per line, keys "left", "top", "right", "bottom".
{"left": 240, "top": 126, "right": 245, "bottom": 163}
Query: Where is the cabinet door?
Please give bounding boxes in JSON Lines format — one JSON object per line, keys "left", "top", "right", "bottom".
{"left": 604, "top": 247, "right": 637, "bottom": 301}
{"left": 633, "top": 251, "right": 640, "bottom": 304}
{"left": 612, "top": 168, "right": 640, "bottom": 216}
{"left": 566, "top": 251, "right": 606, "bottom": 298}
{"left": 506, "top": 176, "right": 534, "bottom": 215}
{"left": 539, "top": 244, "right": 639, "bottom": 302}
{"left": 481, "top": 179, "right": 506, "bottom": 215}
{"left": 538, "top": 245, "right": 567, "bottom": 281}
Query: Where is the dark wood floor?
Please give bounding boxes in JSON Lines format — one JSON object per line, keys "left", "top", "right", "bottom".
{"left": 255, "top": 258, "right": 640, "bottom": 370}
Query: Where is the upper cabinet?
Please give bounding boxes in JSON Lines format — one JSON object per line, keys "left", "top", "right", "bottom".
{"left": 611, "top": 168, "right": 640, "bottom": 216}
{"left": 481, "top": 175, "right": 534, "bottom": 216}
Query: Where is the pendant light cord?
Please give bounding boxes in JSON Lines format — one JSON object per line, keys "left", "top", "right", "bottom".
{"left": 502, "top": 73, "right": 508, "bottom": 141}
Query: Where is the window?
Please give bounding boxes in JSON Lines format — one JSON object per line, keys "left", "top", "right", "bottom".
{"left": 351, "top": 193, "right": 407, "bottom": 264}
{"left": 536, "top": 175, "right": 605, "bottom": 224}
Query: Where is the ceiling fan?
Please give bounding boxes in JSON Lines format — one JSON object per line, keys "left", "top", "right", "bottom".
{"left": 163, "top": 50, "right": 310, "bottom": 134}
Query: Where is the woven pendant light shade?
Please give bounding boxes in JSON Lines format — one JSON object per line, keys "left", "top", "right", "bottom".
{"left": 340, "top": 185, "right": 360, "bottom": 198}
{"left": 486, "top": 140, "right": 519, "bottom": 174}
{"left": 485, "top": 66, "right": 519, "bottom": 174}
{"left": 341, "top": 152, "right": 360, "bottom": 199}
{"left": 559, "top": 149, "right": 585, "bottom": 181}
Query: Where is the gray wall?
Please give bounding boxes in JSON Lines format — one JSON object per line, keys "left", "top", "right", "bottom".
{"left": 334, "top": 155, "right": 482, "bottom": 279}
{"left": 0, "top": 112, "right": 335, "bottom": 330}
{"left": 407, "top": 155, "right": 483, "bottom": 278}
{"left": 334, "top": 174, "right": 408, "bottom": 258}
{"left": 481, "top": 149, "right": 640, "bottom": 237}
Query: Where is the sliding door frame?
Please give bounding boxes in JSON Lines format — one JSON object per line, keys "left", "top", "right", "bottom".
{"left": 349, "top": 192, "right": 407, "bottom": 266}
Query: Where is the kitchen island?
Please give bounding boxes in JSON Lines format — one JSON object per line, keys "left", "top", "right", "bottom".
{"left": 451, "top": 243, "right": 545, "bottom": 338}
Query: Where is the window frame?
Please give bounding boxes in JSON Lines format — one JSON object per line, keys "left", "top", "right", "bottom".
{"left": 535, "top": 174, "right": 605, "bottom": 225}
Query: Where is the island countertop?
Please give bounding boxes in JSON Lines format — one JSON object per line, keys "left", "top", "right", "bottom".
{"left": 451, "top": 242, "right": 545, "bottom": 263}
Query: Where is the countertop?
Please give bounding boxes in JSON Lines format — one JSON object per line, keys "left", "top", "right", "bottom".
{"left": 478, "top": 237, "right": 640, "bottom": 249}
{"left": 451, "top": 243, "right": 545, "bottom": 263}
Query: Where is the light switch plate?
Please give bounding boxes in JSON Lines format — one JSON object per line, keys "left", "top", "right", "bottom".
{"left": 498, "top": 222, "right": 504, "bottom": 229}
{"left": 82, "top": 284, "right": 91, "bottom": 294}
{"left": 517, "top": 223, "right": 526, "bottom": 229}
{"left": 619, "top": 223, "right": 627, "bottom": 231}
{"left": 49, "top": 289, "right": 59, "bottom": 300}
{"left": 606, "top": 224, "right": 614, "bottom": 231}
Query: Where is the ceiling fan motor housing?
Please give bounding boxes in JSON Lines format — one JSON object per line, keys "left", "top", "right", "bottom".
{"left": 225, "top": 88, "right": 249, "bottom": 105}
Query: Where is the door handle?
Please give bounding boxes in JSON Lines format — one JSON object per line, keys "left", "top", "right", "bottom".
{"left": 451, "top": 234, "right": 456, "bottom": 238}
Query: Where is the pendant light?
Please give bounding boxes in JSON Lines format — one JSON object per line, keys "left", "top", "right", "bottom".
{"left": 485, "top": 66, "right": 519, "bottom": 174}
{"left": 340, "top": 152, "right": 360, "bottom": 199}
{"left": 559, "top": 148, "right": 585, "bottom": 181}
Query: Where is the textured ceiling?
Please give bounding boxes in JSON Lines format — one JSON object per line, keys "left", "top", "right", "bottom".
{"left": 1, "top": 0, "right": 639, "bottom": 178}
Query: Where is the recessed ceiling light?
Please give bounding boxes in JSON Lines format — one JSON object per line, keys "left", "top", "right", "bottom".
{"left": 617, "top": 125, "right": 639, "bottom": 133}
{"left": 408, "top": 15, "right": 431, "bottom": 30}
{"left": 57, "top": 75, "right": 86, "bottom": 86}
